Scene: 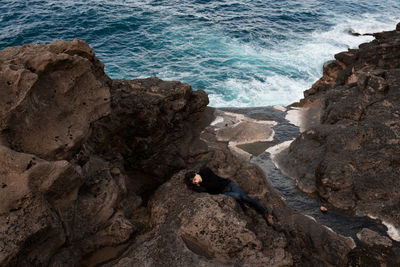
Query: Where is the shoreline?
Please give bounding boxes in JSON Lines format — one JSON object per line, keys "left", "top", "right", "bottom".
{"left": 2, "top": 22, "right": 400, "bottom": 266}
{"left": 212, "top": 105, "right": 399, "bottom": 246}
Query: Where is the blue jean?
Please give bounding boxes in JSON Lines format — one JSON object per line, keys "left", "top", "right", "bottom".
{"left": 222, "top": 181, "right": 267, "bottom": 215}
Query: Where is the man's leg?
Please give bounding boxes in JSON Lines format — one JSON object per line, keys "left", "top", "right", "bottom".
{"left": 223, "top": 182, "right": 274, "bottom": 224}
{"left": 225, "top": 182, "right": 267, "bottom": 215}
{"left": 223, "top": 191, "right": 242, "bottom": 202}
{"left": 241, "top": 193, "right": 268, "bottom": 215}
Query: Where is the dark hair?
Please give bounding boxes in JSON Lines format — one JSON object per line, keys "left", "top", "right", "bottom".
{"left": 184, "top": 171, "right": 196, "bottom": 188}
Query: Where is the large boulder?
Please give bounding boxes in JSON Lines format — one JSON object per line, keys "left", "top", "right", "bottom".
{"left": 0, "top": 40, "right": 211, "bottom": 266}
{"left": 0, "top": 145, "right": 83, "bottom": 266}
{"left": 108, "top": 171, "right": 292, "bottom": 267}
{"left": 0, "top": 39, "right": 111, "bottom": 160}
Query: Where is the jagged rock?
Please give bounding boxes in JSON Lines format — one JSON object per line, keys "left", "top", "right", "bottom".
{"left": 0, "top": 39, "right": 111, "bottom": 160}
{"left": 0, "top": 37, "right": 376, "bottom": 267}
{"left": 50, "top": 77, "right": 208, "bottom": 264}
{"left": 0, "top": 39, "right": 211, "bottom": 266}
{"left": 0, "top": 145, "right": 83, "bottom": 266}
{"left": 280, "top": 25, "right": 400, "bottom": 238}
{"left": 82, "top": 77, "right": 209, "bottom": 199}
{"left": 104, "top": 109, "right": 355, "bottom": 267}
{"left": 350, "top": 228, "right": 400, "bottom": 266}
{"left": 357, "top": 228, "right": 392, "bottom": 247}
{"left": 68, "top": 156, "right": 135, "bottom": 246}
{"left": 108, "top": 171, "right": 292, "bottom": 267}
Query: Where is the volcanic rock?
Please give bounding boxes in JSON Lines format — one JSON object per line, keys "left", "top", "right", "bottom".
{"left": 0, "top": 39, "right": 361, "bottom": 267}
{"left": 104, "top": 108, "right": 356, "bottom": 267}
{"left": 279, "top": 25, "right": 400, "bottom": 239}
{"left": 0, "top": 40, "right": 209, "bottom": 266}
{"left": 350, "top": 228, "right": 400, "bottom": 266}
{"left": 0, "top": 145, "right": 83, "bottom": 266}
{"left": 0, "top": 39, "right": 111, "bottom": 160}
{"left": 357, "top": 228, "right": 392, "bottom": 247}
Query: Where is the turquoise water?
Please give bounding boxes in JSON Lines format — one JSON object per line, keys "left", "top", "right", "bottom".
{"left": 1, "top": 0, "right": 399, "bottom": 107}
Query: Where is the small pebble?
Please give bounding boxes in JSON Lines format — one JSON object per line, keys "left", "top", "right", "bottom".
{"left": 320, "top": 206, "right": 328, "bottom": 212}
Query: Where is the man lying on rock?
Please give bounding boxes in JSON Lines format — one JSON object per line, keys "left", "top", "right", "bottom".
{"left": 185, "top": 167, "right": 274, "bottom": 225}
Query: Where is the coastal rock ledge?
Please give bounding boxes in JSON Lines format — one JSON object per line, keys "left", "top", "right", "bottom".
{"left": 280, "top": 24, "right": 400, "bottom": 244}
{"left": 0, "top": 31, "right": 398, "bottom": 266}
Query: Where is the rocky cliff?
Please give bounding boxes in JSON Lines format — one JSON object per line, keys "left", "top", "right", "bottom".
{"left": 0, "top": 40, "right": 209, "bottom": 266}
{"left": 280, "top": 24, "right": 400, "bottom": 244}
{"left": 0, "top": 32, "right": 397, "bottom": 266}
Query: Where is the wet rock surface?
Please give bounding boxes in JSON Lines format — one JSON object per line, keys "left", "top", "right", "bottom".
{"left": 280, "top": 26, "right": 400, "bottom": 243}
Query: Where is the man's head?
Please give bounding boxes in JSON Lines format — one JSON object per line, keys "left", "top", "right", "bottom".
{"left": 184, "top": 171, "right": 202, "bottom": 187}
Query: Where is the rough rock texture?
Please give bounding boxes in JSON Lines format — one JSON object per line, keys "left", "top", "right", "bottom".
{"left": 0, "top": 145, "right": 82, "bottom": 266}
{"left": 0, "top": 39, "right": 364, "bottom": 267}
{"left": 81, "top": 77, "right": 209, "bottom": 200}
{"left": 105, "top": 109, "right": 355, "bottom": 267}
{"left": 280, "top": 27, "right": 400, "bottom": 239}
{"left": 357, "top": 228, "right": 392, "bottom": 248}
{"left": 0, "top": 40, "right": 111, "bottom": 160}
{"left": 109, "top": 172, "right": 292, "bottom": 267}
{"left": 349, "top": 228, "right": 400, "bottom": 266}
{"left": 0, "top": 40, "right": 209, "bottom": 266}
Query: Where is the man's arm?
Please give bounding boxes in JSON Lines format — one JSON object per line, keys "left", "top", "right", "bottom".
{"left": 192, "top": 185, "right": 207, "bottom": 193}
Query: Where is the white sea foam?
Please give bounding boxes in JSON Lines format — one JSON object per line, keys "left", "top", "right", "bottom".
{"left": 367, "top": 214, "right": 400, "bottom": 242}
{"left": 209, "top": 75, "right": 310, "bottom": 107}
{"left": 382, "top": 221, "right": 400, "bottom": 242}
{"left": 124, "top": 7, "right": 399, "bottom": 108}
{"left": 207, "top": 13, "right": 399, "bottom": 107}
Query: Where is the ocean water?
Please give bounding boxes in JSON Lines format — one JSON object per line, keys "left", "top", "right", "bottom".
{"left": 1, "top": 0, "right": 399, "bottom": 107}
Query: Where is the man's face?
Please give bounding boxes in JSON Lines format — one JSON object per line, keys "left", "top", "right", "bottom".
{"left": 192, "top": 174, "right": 202, "bottom": 185}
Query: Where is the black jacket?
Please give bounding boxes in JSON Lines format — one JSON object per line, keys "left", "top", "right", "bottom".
{"left": 193, "top": 167, "right": 231, "bottom": 194}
